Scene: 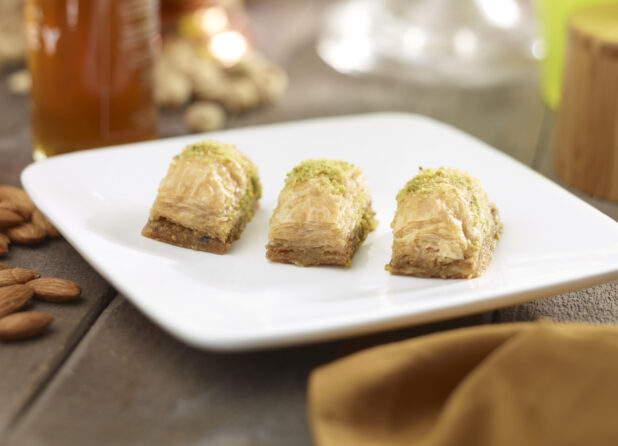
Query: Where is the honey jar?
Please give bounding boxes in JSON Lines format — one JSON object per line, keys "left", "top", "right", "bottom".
{"left": 24, "top": 0, "right": 159, "bottom": 159}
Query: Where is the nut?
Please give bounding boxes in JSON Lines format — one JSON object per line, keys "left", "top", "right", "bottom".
{"left": 228, "top": 52, "right": 288, "bottom": 104}
{"left": 0, "top": 311, "right": 53, "bottom": 341}
{"left": 0, "top": 268, "right": 39, "bottom": 286}
{"left": 6, "top": 69, "right": 31, "bottom": 95}
{"left": 161, "top": 36, "right": 196, "bottom": 75}
{"left": 220, "top": 77, "right": 260, "bottom": 112}
{"left": 255, "top": 64, "right": 288, "bottom": 104}
{"left": 0, "top": 285, "right": 33, "bottom": 318}
{"left": 0, "top": 263, "right": 9, "bottom": 270}
{"left": 0, "top": 207, "right": 25, "bottom": 229}
{"left": 0, "top": 233, "right": 9, "bottom": 245}
{"left": 184, "top": 101, "right": 226, "bottom": 133}
{"left": 0, "top": 186, "right": 36, "bottom": 219}
{"left": 0, "top": 200, "right": 29, "bottom": 220}
{"left": 6, "top": 223, "right": 46, "bottom": 245}
{"left": 190, "top": 59, "right": 228, "bottom": 101}
{"left": 31, "top": 209, "right": 60, "bottom": 238}
{"left": 28, "top": 278, "right": 82, "bottom": 302}
{"left": 154, "top": 59, "right": 192, "bottom": 107}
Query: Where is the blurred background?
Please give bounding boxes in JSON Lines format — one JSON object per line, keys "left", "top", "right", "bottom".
{"left": 2, "top": 0, "right": 618, "bottom": 189}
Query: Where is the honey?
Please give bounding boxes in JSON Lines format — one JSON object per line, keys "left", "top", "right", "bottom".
{"left": 24, "top": 0, "right": 158, "bottom": 159}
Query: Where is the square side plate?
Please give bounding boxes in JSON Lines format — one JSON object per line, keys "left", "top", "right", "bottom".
{"left": 21, "top": 113, "right": 618, "bottom": 350}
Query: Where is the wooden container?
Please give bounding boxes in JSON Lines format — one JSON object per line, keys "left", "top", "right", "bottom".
{"left": 553, "top": 4, "right": 618, "bottom": 200}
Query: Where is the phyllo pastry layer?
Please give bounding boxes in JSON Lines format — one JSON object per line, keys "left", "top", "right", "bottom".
{"left": 388, "top": 167, "right": 501, "bottom": 278}
{"left": 142, "top": 140, "right": 261, "bottom": 254}
{"left": 266, "top": 159, "right": 376, "bottom": 267}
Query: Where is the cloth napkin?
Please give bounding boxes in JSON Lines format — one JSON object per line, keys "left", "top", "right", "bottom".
{"left": 309, "top": 322, "right": 618, "bottom": 446}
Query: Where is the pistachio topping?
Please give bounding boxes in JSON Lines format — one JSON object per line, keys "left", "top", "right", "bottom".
{"left": 359, "top": 207, "right": 378, "bottom": 241}
{"left": 174, "top": 140, "right": 256, "bottom": 175}
{"left": 397, "top": 166, "right": 488, "bottom": 232}
{"left": 285, "top": 159, "right": 354, "bottom": 194}
{"left": 234, "top": 173, "right": 262, "bottom": 226}
{"left": 397, "top": 167, "right": 476, "bottom": 200}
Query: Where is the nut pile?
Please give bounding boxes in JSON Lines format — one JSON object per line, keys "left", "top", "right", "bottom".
{"left": 155, "top": 36, "right": 288, "bottom": 132}
{"left": 7, "top": 40, "right": 288, "bottom": 133}
{"left": 0, "top": 266, "right": 82, "bottom": 341}
{"left": 0, "top": 185, "right": 60, "bottom": 256}
{"left": 0, "top": 185, "right": 81, "bottom": 342}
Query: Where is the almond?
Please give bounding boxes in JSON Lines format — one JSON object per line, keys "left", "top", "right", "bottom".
{"left": 5, "top": 223, "right": 46, "bottom": 245}
{"left": 0, "top": 285, "right": 33, "bottom": 317}
{"left": 0, "top": 263, "right": 9, "bottom": 270}
{"left": 0, "top": 268, "right": 40, "bottom": 286}
{"left": 0, "top": 207, "right": 25, "bottom": 229}
{"left": 0, "top": 186, "right": 35, "bottom": 220}
{"left": 0, "top": 311, "right": 53, "bottom": 341}
{"left": 31, "top": 209, "right": 60, "bottom": 238}
{"left": 28, "top": 278, "right": 81, "bottom": 302}
{"left": 0, "top": 232, "right": 10, "bottom": 244}
{"left": 0, "top": 200, "right": 30, "bottom": 220}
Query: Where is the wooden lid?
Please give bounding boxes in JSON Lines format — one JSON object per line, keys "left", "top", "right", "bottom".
{"left": 572, "top": 4, "right": 618, "bottom": 43}
{"left": 569, "top": 4, "right": 618, "bottom": 57}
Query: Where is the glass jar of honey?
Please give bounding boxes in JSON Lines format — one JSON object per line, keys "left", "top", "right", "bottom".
{"left": 24, "top": 0, "right": 159, "bottom": 160}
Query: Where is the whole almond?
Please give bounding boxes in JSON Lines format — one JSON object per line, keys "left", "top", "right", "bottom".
{"left": 0, "top": 263, "right": 9, "bottom": 270}
{"left": 0, "top": 232, "right": 10, "bottom": 245}
{"left": 0, "top": 268, "right": 40, "bottom": 287}
{"left": 0, "top": 200, "right": 30, "bottom": 220}
{"left": 0, "top": 311, "right": 53, "bottom": 341}
{"left": 28, "top": 278, "right": 81, "bottom": 302}
{"left": 0, "top": 285, "right": 33, "bottom": 317}
{"left": 0, "top": 186, "right": 35, "bottom": 219}
{"left": 5, "top": 223, "right": 46, "bottom": 245}
{"left": 0, "top": 208, "right": 25, "bottom": 229}
{"left": 31, "top": 209, "right": 60, "bottom": 238}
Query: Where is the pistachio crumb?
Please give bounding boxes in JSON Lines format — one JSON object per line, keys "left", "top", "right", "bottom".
{"left": 285, "top": 159, "right": 354, "bottom": 194}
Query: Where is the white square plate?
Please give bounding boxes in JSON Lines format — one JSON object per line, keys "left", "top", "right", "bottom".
{"left": 22, "top": 113, "right": 618, "bottom": 350}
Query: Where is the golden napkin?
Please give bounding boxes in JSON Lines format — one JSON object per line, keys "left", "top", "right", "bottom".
{"left": 309, "top": 322, "right": 618, "bottom": 446}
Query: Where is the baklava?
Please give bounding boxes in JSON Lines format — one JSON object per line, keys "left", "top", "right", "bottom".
{"left": 266, "top": 159, "right": 376, "bottom": 267}
{"left": 142, "top": 140, "right": 261, "bottom": 254}
{"left": 388, "top": 167, "right": 501, "bottom": 278}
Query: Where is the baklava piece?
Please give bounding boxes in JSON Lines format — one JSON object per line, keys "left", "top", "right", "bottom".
{"left": 388, "top": 167, "right": 501, "bottom": 278}
{"left": 266, "top": 159, "right": 376, "bottom": 267}
{"left": 142, "top": 140, "right": 261, "bottom": 254}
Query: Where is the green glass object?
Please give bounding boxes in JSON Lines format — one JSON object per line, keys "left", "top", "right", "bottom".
{"left": 537, "top": 0, "right": 618, "bottom": 109}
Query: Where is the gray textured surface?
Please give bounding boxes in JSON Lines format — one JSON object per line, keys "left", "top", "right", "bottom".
{"left": 0, "top": 69, "right": 33, "bottom": 187}
{"left": 495, "top": 284, "right": 618, "bottom": 324}
{"left": 4, "top": 299, "right": 489, "bottom": 446}
{"left": 0, "top": 237, "right": 114, "bottom": 436}
{"left": 0, "top": 0, "right": 617, "bottom": 444}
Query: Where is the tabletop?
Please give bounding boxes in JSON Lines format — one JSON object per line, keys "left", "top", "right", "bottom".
{"left": 1, "top": 1, "right": 618, "bottom": 445}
